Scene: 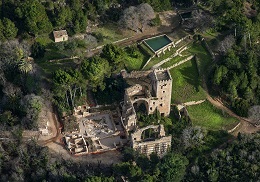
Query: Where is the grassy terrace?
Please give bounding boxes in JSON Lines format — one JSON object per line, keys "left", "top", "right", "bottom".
{"left": 170, "top": 59, "right": 206, "bottom": 103}
{"left": 186, "top": 43, "right": 212, "bottom": 72}
{"left": 35, "top": 35, "right": 53, "bottom": 46}
{"left": 169, "top": 42, "right": 212, "bottom": 103}
{"left": 36, "top": 57, "right": 79, "bottom": 75}
{"left": 143, "top": 38, "right": 191, "bottom": 70}
{"left": 168, "top": 28, "right": 189, "bottom": 41}
{"left": 187, "top": 101, "right": 239, "bottom": 130}
{"left": 92, "top": 23, "right": 133, "bottom": 45}
{"left": 124, "top": 53, "right": 149, "bottom": 71}
{"left": 138, "top": 43, "right": 154, "bottom": 56}
{"left": 160, "top": 55, "right": 188, "bottom": 68}
{"left": 124, "top": 45, "right": 151, "bottom": 71}
{"left": 143, "top": 45, "right": 179, "bottom": 70}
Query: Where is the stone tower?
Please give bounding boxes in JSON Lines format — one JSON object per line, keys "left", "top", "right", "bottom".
{"left": 151, "top": 69, "right": 172, "bottom": 117}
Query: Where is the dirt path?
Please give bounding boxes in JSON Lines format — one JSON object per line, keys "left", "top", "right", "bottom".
{"left": 38, "top": 109, "right": 61, "bottom": 145}
{"left": 46, "top": 141, "right": 123, "bottom": 165}
{"left": 33, "top": 62, "right": 62, "bottom": 145}
{"left": 202, "top": 77, "right": 259, "bottom": 135}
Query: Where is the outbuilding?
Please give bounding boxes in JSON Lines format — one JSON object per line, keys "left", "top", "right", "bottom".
{"left": 53, "top": 30, "right": 68, "bottom": 42}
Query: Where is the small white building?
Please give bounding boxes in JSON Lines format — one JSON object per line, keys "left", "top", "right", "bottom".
{"left": 53, "top": 30, "right": 68, "bottom": 42}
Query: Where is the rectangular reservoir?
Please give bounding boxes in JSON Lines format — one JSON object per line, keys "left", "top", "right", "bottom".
{"left": 143, "top": 35, "right": 173, "bottom": 53}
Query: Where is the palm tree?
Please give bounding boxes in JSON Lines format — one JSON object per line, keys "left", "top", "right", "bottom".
{"left": 18, "top": 59, "right": 33, "bottom": 74}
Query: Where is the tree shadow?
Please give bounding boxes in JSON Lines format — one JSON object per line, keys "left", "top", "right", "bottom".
{"left": 179, "top": 59, "right": 200, "bottom": 92}
{"left": 157, "top": 25, "right": 174, "bottom": 33}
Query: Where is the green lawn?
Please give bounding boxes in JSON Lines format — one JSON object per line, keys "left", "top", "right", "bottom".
{"left": 169, "top": 42, "right": 213, "bottom": 103}
{"left": 35, "top": 34, "right": 53, "bottom": 46}
{"left": 170, "top": 59, "right": 206, "bottom": 103}
{"left": 187, "top": 101, "right": 239, "bottom": 130}
{"left": 183, "top": 43, "right": 212, "bottom": 72}
{"left": 92, "top": 23, "right": 132, "bottom": 45}
{"left": 161, "top": 55, "right": 188, "bottom": 68}
{"left": 36, "top": 57, "right": 79, "bottom": 76}
{"left": 201, "top": 29, "right": 219, "bottom": 39}
{"left": 124, "top": 45, "right": 151, "bottom": 71}
{"left": 143, "top": 46, "right": 180, "bottom": 70}
{"left": 124, "top": 53, "right": 149, "bottom": 71}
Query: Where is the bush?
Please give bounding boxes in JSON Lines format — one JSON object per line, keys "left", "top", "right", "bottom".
{"left": 150, "top": 14, "right": 161, "bottom": 26}
{"left": 65, "top": 40, "right": 78, "bottom": 50}
{"left": 31, "top": 42, "right": 45, "bottom": 58}
{"left": 92, "top": 32, "right": 104, "bottom": 42}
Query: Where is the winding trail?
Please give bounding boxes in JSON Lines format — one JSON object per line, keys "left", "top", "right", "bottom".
{"left": 33, "top": 62, "right": 62, "bottom": 146}
{"left": 38, "top": 111, "right": 61, "bottom": 145}
{"left": 202, "top": 76, "right": 259, "bottom": 135}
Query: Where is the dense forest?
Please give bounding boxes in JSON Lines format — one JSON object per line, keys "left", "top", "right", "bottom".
{"left": 0, "top": 132, "right": 259, "bottom": 181}
{"left": 0, "top": 40, "right": 42, "bottom": 131}
{"left": 0, "top": 0, "right": 175, "bottom": 39}
{"left": 207, "top": 0, "right": 260, "bottom": 117}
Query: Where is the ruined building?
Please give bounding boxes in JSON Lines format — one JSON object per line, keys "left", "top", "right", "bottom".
{"left": 130, "top": 125, "right": 171, "bottom": 157}
{"left": 64, "top": 69, "right": 172, "bottom": 157}
{"left": 122, "top": 69, "right": 172, "bottom": 130}
{"left": 121, "top": 69, "right": 172, "bottom": 157}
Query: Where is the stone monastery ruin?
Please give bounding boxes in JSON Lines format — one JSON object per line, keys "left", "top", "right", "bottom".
{"left": 64, "top": 68, "right": 172, "bottom": 157}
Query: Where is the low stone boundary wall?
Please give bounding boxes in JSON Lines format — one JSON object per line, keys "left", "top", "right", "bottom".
{"left": 168, "top": 55, "right": 194, "bottom": 69}
{"left": 89, "top": 36, "right": 135, "bottom": 52}
{"left": 113, "top": 36, "right": 134, "bottom": 44}
{"left": 184, "top": 100, "right": 206, "bottom": 106}
{"left": 142, "top": 55, "right": 155, "bottom": 69}
{"left": 49, "top": 56, "right": 79, "bottom": 62}
{"left": 0, "top": 130, "right": 40, "bottom": 141}
{"left": 201, "top": 38, "right": 215, "bottom": 60}
{"left": 23, "top": 130, "right": 41, "bottom": 139}
{"left": 122, "top": 70, "right": 152, "bottom": 79}
{"left": 175, "top": 35, "right": 191, "bottom": 45}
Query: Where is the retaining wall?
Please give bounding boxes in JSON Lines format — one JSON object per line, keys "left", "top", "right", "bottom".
{"left": 168, "top": 55, "right": 194, "bottom": 69}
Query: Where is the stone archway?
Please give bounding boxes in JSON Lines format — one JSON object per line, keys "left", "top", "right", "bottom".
{"left": 133, "top": 99, "right": 149, "bottom": 115}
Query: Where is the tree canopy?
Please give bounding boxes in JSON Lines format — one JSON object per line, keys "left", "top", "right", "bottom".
{"left": 15, "top": 0, "right": 53, "bottom": 35}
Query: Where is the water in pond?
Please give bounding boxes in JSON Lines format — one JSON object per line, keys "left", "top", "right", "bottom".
{"left": 144, "top": 35, "right": 172, "bottom": 52}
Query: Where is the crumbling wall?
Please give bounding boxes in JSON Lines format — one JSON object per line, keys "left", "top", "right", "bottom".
{"left": 130, "top": 125, "right": 171, "bottom": 157}
{"left": 122, "top": 69, "right": 173, "bottom": 130}
{"left": 131, "top": 125, "right": 165, "bottom": 142}
{"left": 122, "top": 70, "right": 152, "bottom": 79}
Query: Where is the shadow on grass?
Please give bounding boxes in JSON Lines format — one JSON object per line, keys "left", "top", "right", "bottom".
{"left": 179, "top": 59, "right": 200, "bottom": 92}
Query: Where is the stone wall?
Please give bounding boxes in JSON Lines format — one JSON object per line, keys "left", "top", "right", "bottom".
{"left": 168, "top": 55, "right": 194, "bottom": 69}
{"left": 122, "top": 70, "right": 152, "bottom": 79}
{"left": 175, "top": 35, "right": 191, "bottom": 45}
{"left": 201, "top": 38, "right": 215, "bottom": 60}
{"left": 130, "top": 125, "right": 171, "bottom": 157}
